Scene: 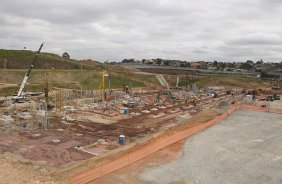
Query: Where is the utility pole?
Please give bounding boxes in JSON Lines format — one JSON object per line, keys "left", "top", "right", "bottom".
{"left": 129, "top": 72, "right": 132, "bottom": 94}
{"left": 108, "top": 73, "right": 111, "bottom": 95}
{"left": 4, "top": 58, "right": 7, "bottom": 70}
{"left": 185, "top": 74, "right": 188, "bottom": 89}
{"left": 122, "top": 73, "right": 126, "bottom": 92}
{"left": 44, "top": 73, "right": 49, "bottom": 108}
{"left": 81, "top": 85, "right": 83, "bottom": 99}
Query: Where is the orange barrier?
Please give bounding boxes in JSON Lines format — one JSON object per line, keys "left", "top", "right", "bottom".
{"left": 70, "top": 104, "right": 280, "bottom": 184}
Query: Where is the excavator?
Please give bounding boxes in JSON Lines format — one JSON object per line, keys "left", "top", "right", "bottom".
{"left": 12, "top": 43, "right": 44, "bottom": 102}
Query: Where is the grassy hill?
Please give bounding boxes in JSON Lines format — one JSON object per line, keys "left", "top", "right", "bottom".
{"left": 0, "top": 49, "right": 99, "bottom": 70}
{"left": 0, "top": 69, "right": 146, "bottom": 96}
{"left": 164, "top": 74, "right": 272, "bottom": 89}
{"left": 0, "top": 49, "right": 150, "bottom": 96}
{"left": 0, "top": 49, "right": 275, "bottom": 96}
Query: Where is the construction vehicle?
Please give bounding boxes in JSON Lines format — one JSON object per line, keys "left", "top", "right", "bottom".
{"left": 12, "top": 43, "right": 44, "bottom": 102}
{"left": 271, "top": 80, "right": 280, "bottom": 90}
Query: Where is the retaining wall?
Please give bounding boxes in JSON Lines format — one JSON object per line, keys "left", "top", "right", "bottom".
{"left": 240, "top": 105, "right": 282, "bottom": 114}
{"left": 70, "top": 104, "right": 280, "bottom": 184}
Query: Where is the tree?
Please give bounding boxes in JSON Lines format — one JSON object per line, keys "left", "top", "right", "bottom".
{"left": 185, "top": 62, "right": 191, "bottom": 68}
{"left": 62, "top": 52, "right": 70, "bottom": 58}
{"left": 122, "top": 59, "right": 134, "bottom": 63}
{"left": 213, "top": 60, "right": 218, "bottom": 67}
{"left": 155, "top": 58, "right": 163, "bottom": 65}
{"left": 256, "top": 59, "right": 263, "bottom": 65}
{"left": 227, "top": 62, "right": 235, "bottom": 68}
{"left": 218, "top": 62, "right": 226, "bottom": 69}
{"left": 240, "top": 63, "right": 253, "bottom": 70}
{"left": 163, "top": 60, "right": 169, "bottom": 66}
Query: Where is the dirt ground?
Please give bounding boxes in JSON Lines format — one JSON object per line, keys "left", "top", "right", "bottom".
{"left": 92, "top": 140, "right": 186, "bottom": 184}
{"left": 0, "top": 91, "right": 241, "bottom": 184}
{"left": 0, "top": 130, "right": 95, "bottom": 168}
{"left": 0, "top": 154, "right": 59, "bottom": 184}
{"left": 270, "top": 99, "right": 282, "bottom": 109}
{"left": 0, "top": 83, "right": 17, "bottom": 89}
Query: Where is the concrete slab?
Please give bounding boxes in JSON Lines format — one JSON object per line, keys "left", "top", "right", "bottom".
{"left": 139, "top": 110, "right": 282, "bottom": 184}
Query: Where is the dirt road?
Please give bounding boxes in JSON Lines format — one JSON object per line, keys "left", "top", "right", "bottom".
{"left": 0, "top": 83, "right": 17, "bottom": 89}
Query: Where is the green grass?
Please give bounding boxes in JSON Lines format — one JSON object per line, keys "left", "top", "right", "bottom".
{"left": 0, "top": 49, "right": 97, "bottom": 70}
{"left": 133, "top": 74, "right": 159, "bottom": 84}
{"left": 0, "top": 84, "right": 44, "bottom": 96}
{"left": 177, "top": 75, "right": 271, "bottom": 88}
{"left": 0, "top": 70, "right": 146, "bottom": 96}
{"left": 81, "top": 73, "right": 145, "bottom": 89}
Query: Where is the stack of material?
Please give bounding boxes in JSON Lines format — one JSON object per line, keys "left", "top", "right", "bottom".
{"left": 64, "top": 106, "right": 76, "bottom": 112}
{"left": 97, "top": 139, "right": 107, "bottom": 145}
{"left": 0, "top": 115, "right": 14, "bottom": 125}
{"left": 18, "top": 112, "right": 32, "bottom": 120}
{"left": 149, "top": 113, "right": 166, "bottom": 119}
{"left": 36, "top": 110, "right": 45, "bottom": 117}
{"left": 176, "top": 113, "right": 191, "bottom": 123}
{"left": 130, "top": 112, "right": 141, "bottom": 116}
{"left": 242, "top": 95, "right": 253, "bottom": 103}
{"left": 142, "top": 110, "right": 151, "bottom": 113}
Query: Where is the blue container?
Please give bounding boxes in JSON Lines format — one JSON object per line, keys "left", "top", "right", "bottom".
{"left": 119, "top": 135, "right": 126, "bottom": 145}
{"left": 123, "top": 108, "right": 128, "bottom": 114}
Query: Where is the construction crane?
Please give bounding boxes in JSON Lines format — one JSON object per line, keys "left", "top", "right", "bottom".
{"left": 12, "top": 43, "right": 44, "bottom": 102}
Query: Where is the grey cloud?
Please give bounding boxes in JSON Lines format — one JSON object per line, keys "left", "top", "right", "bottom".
{"left": 0, "top": 0, "right": 282, "bottom": 62}
{"left": 228, "top": 34, "right": 282, "bottom": 46}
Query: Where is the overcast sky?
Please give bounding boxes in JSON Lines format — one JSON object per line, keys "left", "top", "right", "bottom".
{"left": 1, "top": 0, "right": 282, "bottom": 62}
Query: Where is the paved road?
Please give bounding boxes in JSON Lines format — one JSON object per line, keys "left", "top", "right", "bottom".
{"left": 139, "top": 110, "right": 282, "bottom": 184}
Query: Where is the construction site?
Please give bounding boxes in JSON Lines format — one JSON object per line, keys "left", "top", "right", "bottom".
{"left": 0, "top": 45, "right": 281, "bottom": 184}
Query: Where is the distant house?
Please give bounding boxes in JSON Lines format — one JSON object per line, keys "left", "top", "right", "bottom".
{"left": 191, "top": 61, "right": 207, "bottom": 69}
{"left": 143, "top": 59, "right": 154, "bottom": 64}
{"left": 191, "top": 63, "right": 201, "bottom": 69}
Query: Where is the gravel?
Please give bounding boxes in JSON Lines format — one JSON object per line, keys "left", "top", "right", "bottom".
{"left": 139, "top": 110, "right": 282, "bottom": 184}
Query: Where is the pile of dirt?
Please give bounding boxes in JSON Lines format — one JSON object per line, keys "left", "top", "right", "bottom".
{"left": 0, "top": 154, "right": 59, "bottom": 184}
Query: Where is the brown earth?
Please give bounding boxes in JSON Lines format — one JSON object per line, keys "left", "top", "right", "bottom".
{"left": 0, "top": 154, "right": 59, "bottom": 184}
{"left": 92, "top": 139, "right": 186, "bottom": 184}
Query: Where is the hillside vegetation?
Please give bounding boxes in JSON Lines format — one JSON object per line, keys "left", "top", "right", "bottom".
{"left": 0, "top": 70, "right": 145, "bottom": 96}
{"left": 165, "top": 75, "right": 271, "bottom": 89}
{"left": 0, "top": 49, "right": 98, "bottom": 70}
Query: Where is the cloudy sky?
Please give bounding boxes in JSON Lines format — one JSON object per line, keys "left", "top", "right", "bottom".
{"left": 1, "top": 0, "right": 282, "bottom": 62}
